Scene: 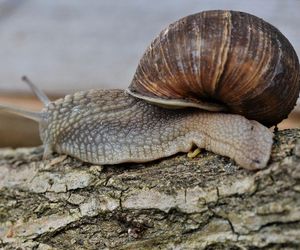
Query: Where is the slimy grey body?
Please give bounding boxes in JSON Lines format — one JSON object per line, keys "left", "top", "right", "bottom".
{"left": 39, "top": 89, "right": 273, "bottom": 169}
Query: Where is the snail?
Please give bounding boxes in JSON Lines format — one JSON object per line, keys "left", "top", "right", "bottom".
{"left": 0, "top": 10, "right": 299, "bottom": 170}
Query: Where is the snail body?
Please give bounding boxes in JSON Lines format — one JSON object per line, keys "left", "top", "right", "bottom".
{"left": 1, "top": 10, "right": 299, "bottom": 170}
{"left": 39, "top": 89, "right": 272, "bottom": 169}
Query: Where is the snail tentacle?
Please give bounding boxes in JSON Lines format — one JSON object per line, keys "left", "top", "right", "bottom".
{"left": 0, "top": 104, "right": 41, "bottom": 122}
{"left": 22, "top": 76, "right": 51, "bottom": 106}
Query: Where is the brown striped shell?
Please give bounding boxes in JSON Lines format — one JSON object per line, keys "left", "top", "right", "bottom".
{"left": 127, "top": 10, "right": 300, "bottom": 126}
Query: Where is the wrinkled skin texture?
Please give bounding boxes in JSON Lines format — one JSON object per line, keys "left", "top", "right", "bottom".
{"left": 40, "top": 89, "right": 273, "bottom": 170}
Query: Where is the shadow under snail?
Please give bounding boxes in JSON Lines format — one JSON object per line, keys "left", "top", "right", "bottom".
{"left": 0, "top": 10, "right": 299, "bottom": 170}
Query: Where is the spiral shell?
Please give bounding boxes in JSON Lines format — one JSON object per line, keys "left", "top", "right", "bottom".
{"left": 128, "top": 10, "right": 300, "bottom": 126}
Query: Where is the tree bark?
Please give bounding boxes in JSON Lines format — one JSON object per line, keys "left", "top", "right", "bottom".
{"left": 0, "top": 129, "right": 299, "bottom": 250}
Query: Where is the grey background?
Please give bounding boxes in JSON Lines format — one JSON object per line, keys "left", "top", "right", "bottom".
{"left": 0, "top": 0, "right": 299, "bottom": 95}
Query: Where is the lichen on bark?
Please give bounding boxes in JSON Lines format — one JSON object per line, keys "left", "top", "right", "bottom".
{"left": 0, "top": 129, "right": 299, "bottom": 249}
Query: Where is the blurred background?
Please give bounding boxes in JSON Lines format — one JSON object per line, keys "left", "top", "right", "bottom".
{"left": 0, "top": 0, "right": 299, "bottom": 147}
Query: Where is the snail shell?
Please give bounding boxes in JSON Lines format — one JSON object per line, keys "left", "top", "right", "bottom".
{"left": 127, "top": 10, "right": 300, "bottom": 126}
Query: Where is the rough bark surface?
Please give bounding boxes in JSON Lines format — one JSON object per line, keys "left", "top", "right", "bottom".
{"left": 0, "top": 129, "right": 299, "bottom": 250}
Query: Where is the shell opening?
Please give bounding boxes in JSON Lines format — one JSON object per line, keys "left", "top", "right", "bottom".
{"left": 126, "top": 88, "right": 227, "bottom": 111}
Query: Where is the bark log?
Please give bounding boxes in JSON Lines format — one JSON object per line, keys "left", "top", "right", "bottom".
{"left": 0, "top": 129, "right": 299, "bottom": 250}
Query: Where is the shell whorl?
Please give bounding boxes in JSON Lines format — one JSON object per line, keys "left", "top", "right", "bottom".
{"left": 128, "top": 10, "right": 300, "bottom": 126}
